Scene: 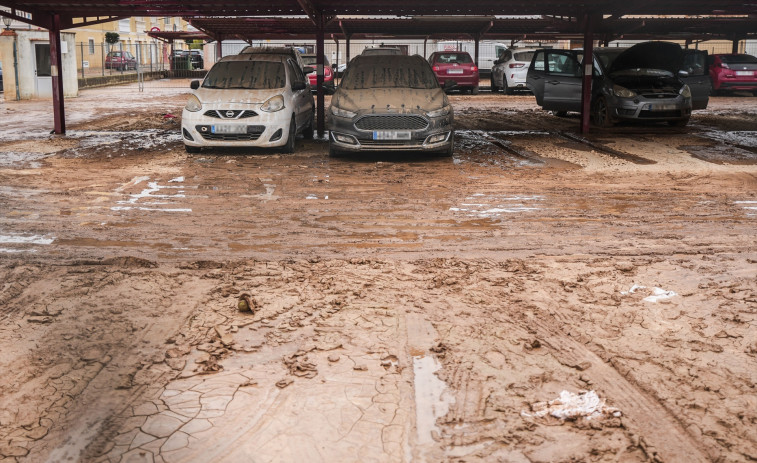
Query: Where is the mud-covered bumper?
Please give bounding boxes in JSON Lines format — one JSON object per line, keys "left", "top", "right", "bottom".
{"left": 328, "top": 111, "right": 454, "bottom": 152}
{"left": 181, "top": 106, "right": 290, "bottom": 148}
{"left": 609, "top": 95, "right": 692, "bottom": 122}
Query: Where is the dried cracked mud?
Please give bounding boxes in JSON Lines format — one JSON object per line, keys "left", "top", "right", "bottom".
{"left": 1, "top": 82, "right": 756, "bottom": 463}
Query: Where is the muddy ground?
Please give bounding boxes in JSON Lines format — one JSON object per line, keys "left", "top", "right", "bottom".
{"left": 0, "top": 82, "right": 756, "bottom": 463}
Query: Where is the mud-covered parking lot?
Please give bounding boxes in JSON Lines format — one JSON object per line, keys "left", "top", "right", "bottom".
{"left": 1, "top": 83, "right": 756, "bottom": 463}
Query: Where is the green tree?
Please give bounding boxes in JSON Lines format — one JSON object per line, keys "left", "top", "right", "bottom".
{"left": 104, "top": 32, "right": 120, "bottom": 44}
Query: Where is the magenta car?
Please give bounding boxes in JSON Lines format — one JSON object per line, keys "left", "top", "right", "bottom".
{"left": 428, "top": 51, "right": 479, "bottom": 94}
{"left": 708, "top": 54, "right": 757, "bottom": 94}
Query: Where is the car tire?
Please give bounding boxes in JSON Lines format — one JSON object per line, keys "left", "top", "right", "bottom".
{"left": 504, "top": 78, "right": 514, "bottom": 95}
{"left": 592, "top": 97, "right": 615, "bottom": 128}
{"left": 303, "top": 112, "right": 315, "bottom": 139}
{"left": 184, "top": 144, "right": 201, "bottom": 154}
{"left": 471, "top": 86, "right": 479, "bottom": 95}
{"left": 283, "top": 116, "right": 296, "bottom": 153}
{"left": 553, "top": 111, "right": 568, "bottom": 117}
{"left": 668, "top": 118, "right": 690, "bottom": 127}
{"left": 440, "top": 133, "right": 455, "bottom": 157}
{"left": 491, "top": 76, "right": 499, "bottom": 93}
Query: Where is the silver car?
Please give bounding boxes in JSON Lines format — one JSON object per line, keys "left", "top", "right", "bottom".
{"left": 526, "top": 41, "right": 710, "bottom": 127}
{"left": 328, "top": 54, "right": 454, "bottom": 156}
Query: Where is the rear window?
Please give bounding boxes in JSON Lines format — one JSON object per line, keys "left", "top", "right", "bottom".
{"left": 513, "top": 52, "right": 535, "bottom": 63}
{"left": 720, "top": 54, "right": 757, "bottom": 64}
{"left": 302, "top": 56, "right": 330, "bottom": 66}
{"left": 341, "top": 60, "right": 438, "bottom": 89}
{"left": 434, "top": 53, "right": 472, "bottom": 64}
{"left": 203, "top": 61, "right": 286, "bottom": 90}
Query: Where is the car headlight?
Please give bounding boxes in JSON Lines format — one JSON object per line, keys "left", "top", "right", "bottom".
{"left": 612, "top": 84, "right": 636, "bottom": 98}
{"left": 260, "top": 95, "right": 285, "bottom": 112}
{"left": 679, "top": 85, "right": 692, "bottom": 99}
{"left": 330, "top": 105, "right": 357, "bottom": 118}
{"left": 428, "top": 105, "right": 452, "bottom": 118}
{"left": 185, "top": 95, "right": 202, "bottom": 112}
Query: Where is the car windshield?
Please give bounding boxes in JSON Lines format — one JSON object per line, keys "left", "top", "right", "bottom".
{"left": 595, "top": 50, "right": 625, "bottom": 70}
{"left": 513, "top": 51, "right": 535, "bottom": 62}
{"left": 720, "top": 54, "right": 757, "bottom": 64}
{"left": 202, "top": 61, "right": 286, "bottom": 89}
{"left": 341, "top": 60, "right": 438, "bottom": 89}
{"left": 435, "top": 53, "right": 472, "bottom": 64}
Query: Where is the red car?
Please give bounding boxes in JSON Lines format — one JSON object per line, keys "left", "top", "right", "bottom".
{"left": 301, "top": 53, "right": 335, "bottom": 94}
{"left": 428, "top": 51, "right": 479, "bottom": 94}
{"left": 708, "top": 53, "right": 757, "bottom": 94}
{"left": 104, "top": 50, "right": 137, "bottom": 71}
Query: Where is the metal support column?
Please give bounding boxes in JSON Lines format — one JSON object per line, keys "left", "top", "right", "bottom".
{"left": 732, "top": 38, "right": 740, "bottom": 54}
{"left": 333, "top": 36, "right": 339, "bottom": 85}
{"left": 474, "top": 36, "right": 480, "bottom": 70}
{"left": 49, "top": 14, "right": 66, "bottom": 134}
{"left": 316, "top": 13, "right": 326, "bottom": 137}
{"left": 423, "top": 37, "right": 427, "bottom": 59}
{"left": 579, "top": 13, "right": 599, "bottom": 134}
{"left": 216, "top": 38, "right": 222, "bottom": 62}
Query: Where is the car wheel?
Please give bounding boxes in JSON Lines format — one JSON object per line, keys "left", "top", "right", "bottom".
{"left": 668, "top": 118, "right": 690, "bottom": 127}
{"left": 283, "top": 116, "right": 296, "bottom": 153}
{"left": 491, "top": 76, "right": 499, "bottom": 93}
{"left": 471, "top": 86, "right": 479, "bottom": 95}
{"left": 303, "top": 112, "right": 315, "bottom": 139}
{"left": 504, "top": 78, "right": 514, "bottom": 95}
{"left": 592, "top": 97, "right": 614, "bottom": 128}
{"left": 553, "top": 111, "right": 568, "bottom": 117}
{"left": 184, "top": 144, "right": 201, "bottom": 154}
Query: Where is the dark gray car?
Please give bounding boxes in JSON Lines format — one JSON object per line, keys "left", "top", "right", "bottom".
{"left": 328, "top": 54, "right": 454, "bottom": 156}
{"left": 526, "top": 41, "right": 710, "bottom": 127}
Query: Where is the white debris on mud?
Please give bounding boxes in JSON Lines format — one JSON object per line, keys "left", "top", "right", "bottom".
{"left": 450, "top": 193, "right": 544, "bottom": 218}
{"left": 522, "top": 390, "right": 621, "bottom": 421}
{"left": 621, "top": 285, "right": 678, "bottom": 303}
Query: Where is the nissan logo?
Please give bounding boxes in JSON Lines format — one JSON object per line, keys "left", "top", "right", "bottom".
{"left": 226, "top": 111, "right": 235, "bottom": 118}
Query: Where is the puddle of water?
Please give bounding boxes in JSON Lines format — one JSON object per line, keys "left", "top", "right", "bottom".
{"left": 0, "top": 152, "right": 53, "bottom": 169}
{"left": 112, "top": 177, "right": 192, "bottom": 213}
{"left": 413, "top": 355, "right": 455, "bottom": 446}
{"left": 0, "top": 234, "right": 55, "bottom": 245}
{"left": 735, "top": 200, "right": 757, "bottom": 217}
{"left": 450, "top": 194, "right": 544, "bottom": 219}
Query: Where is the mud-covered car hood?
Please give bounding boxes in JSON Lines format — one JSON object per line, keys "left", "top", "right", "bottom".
{"left": 608, "top": 41, "right": 683, "bottom": 75}
{"left": 193, "top": 87, "right": 282, "bottom": 105}
{"left": 331, "top": 88, "right": 447, "bottom": 114}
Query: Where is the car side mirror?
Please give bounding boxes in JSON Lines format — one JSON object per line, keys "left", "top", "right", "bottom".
{"left": 292, "top": 81, "right": 307, "bottom": 91}
{"left": 190, "top": 80, "right": 200, "bottom": 90}
{"left": 302, "top": 66, "right": 315, "bottom": 74}
{"left": 678, "top": 70, "right": 690, "bottom": 78}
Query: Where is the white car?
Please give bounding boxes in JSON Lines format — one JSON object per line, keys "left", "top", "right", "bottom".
{"left": 181, "top": 53, "right": 315, "bottom": 153}
{"left": 490, "top": 47, "right": 539, "bottom": 94}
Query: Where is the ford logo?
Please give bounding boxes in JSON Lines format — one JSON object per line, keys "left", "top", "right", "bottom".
{"left": 226, "top": 111, "right": 235, "bottom": 118}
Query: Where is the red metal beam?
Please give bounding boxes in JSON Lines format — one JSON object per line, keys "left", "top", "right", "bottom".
{"left": 579, "top": 13, "right": 599, "bottom": 134}
{"left": 49, "top": 13, "right": 65, "bottom": 134}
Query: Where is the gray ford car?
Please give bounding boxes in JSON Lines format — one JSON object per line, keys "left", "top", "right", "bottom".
{"left": 526, "top": 41, "right": 710, "bottom": 127}
{"left": 327, "top": 54, "right": 454, "bottom": 156}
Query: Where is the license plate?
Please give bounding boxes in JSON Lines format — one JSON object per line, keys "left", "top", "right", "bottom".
{"left": 735, "top": 71, "right": 754, "bottom": 76}
{"left": 644, "top": 103, "right": 678, "bottom": 111}
{"left": 447, "top": 69, "right": 464, "bottom": 75}
{"left": 211, "top": 125, "right": 246, "bottom": 134}
{"left": 373, "top": 131, "right": 411, "bottom": 140}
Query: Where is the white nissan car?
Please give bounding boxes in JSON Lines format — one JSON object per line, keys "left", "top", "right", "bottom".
{"left": 181, "top": 53, "right": 315, "bottom": 153}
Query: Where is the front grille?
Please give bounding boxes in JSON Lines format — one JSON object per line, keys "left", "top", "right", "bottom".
{"left": 638, "top": 110, "right": 683, "bottom": 119}
{"left": 639, "top": 93, "right": 678, "bottom": 99}
{"left": 360, "top": 139, "right": 422, "bottom": 146}
{"left": 203, "top": 110, "right": 258, "bottom": 119}
{"left": 196, "top": 125, "right": 265, "bottom": 141}
{"left": 355, "top": 115, "right": 428, "bottom": 131}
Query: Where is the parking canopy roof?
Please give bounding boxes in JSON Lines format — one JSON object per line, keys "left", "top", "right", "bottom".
{"left": 1, "top": 1, "right": 756, "bottom": 30}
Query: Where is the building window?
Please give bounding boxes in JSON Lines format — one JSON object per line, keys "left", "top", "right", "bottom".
{"left": 88, "top": 38, "right": 95, "bottom": 55}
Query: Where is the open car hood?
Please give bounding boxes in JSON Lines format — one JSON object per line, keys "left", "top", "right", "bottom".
{"left": 608, "top": 41, "right": 683, "bottom": 75}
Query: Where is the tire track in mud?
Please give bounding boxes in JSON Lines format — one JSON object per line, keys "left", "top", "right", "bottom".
{"left": 527, "top": 313, "right": 710, "bottom": 463}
